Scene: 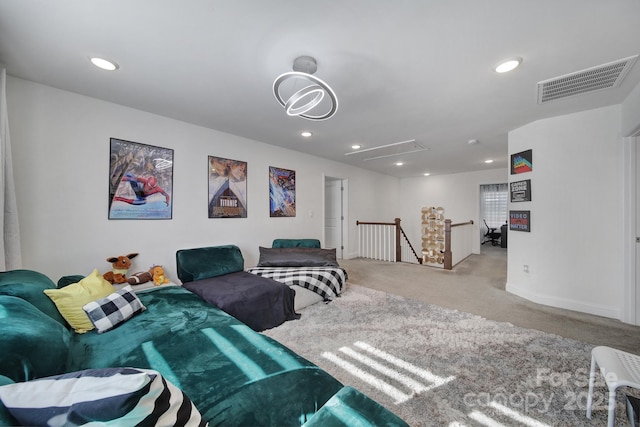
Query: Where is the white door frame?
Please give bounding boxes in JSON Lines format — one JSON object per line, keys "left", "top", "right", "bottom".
{"left": 322, "top": 174, "right": 348, "bottom": 258}
{"left": 622, "top": 134, "right": 640, "bottom": 325}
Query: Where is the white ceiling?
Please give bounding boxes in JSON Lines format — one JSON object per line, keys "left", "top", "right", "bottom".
{"left": 1, "top": 0, "right": 639, "bottom": 178}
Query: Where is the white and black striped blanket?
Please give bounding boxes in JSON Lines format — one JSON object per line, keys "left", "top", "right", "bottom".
{"left": 246, "top": 266, "right": 347, "bottom": 300}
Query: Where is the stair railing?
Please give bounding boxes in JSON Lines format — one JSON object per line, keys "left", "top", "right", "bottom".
{"left": 357, "top": 217, "right": 474, "bottom": 269}
{"left": 356, "top": 218, "right": 422, "bottom": 264}
{"left": 443, "top": 219, "right": 474, "bottom": 270}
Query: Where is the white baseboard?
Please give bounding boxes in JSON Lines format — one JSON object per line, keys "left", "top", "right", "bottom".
{"left": 344, "top": 251, "right": 360, "bottom": 260}
{"left": 506, "top": 281, "right": 621, "bottom": 320}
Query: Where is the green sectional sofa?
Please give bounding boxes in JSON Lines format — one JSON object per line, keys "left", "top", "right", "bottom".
{"left": 0, "top": 263, "right": 408, "bottom": 426}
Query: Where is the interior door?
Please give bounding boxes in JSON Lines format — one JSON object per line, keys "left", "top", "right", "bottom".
{"left": 324, "top": 178, "right": 343, "bottom": 258}
{"left": 636, "top": 138, "right": 640, "bottom": 324}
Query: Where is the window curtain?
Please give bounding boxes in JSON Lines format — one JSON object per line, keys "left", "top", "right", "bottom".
{"left": 479, "top": 183, "right": 508, "bottom": 239}
{"left": 0, "top": 68, "right": 22, "bottom": 270}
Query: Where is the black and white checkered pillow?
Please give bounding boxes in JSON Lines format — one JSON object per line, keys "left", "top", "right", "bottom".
{"left": 83, "top": 285, "right": 146, "bottom": 333}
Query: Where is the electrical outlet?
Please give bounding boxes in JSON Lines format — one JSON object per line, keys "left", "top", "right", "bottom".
{"left": 523, "top": 265, "right": 529, "bottom": 273}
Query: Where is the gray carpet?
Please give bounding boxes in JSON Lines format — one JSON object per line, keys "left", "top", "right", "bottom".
{"left": 339, "top": 251, "right": 640, "bottom": 355}
{"left": 263, "top": 284, "right": 630, "bottom": 427}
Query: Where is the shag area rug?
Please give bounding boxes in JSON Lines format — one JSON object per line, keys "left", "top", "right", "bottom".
{"left": 262, "top": 284, "right": 629, "bottom": 427}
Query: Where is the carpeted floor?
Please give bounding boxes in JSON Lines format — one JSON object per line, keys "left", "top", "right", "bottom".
{"left": 263, "top": 284, "right": 629, "bottom": 427}
{"left": 339, "top": 248, "right": 640, "bottom": 354}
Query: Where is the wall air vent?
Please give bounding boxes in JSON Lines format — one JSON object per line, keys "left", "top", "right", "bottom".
{"left": 537, "top": 55, "right": 638, "bottom": 104}
{"left": 344, "top": 139, "right": 428, "bottom": 161}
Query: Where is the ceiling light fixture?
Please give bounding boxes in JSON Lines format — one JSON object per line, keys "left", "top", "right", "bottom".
{"left": 423, "top": 173, "right": 431, "bottom": 176}
{"left": 301, "top": 131, "right": 313, "bottom": 137}
{"left": 273, "top": 56, "right": 338, "bottom": 121}
{"left": 395, "top": 162, "right": 404, "bottom": 166}
{"left": 485, "top": 159, "right": 494, "bottom": 164}
{"left": 90, "top": 57, "right": 119, "bottom": 71}
{"left": 494, "top": 57, "right": 522, "bottom": 73}
{"left": 351, "top": 144, "right": 361, "bottom": 150}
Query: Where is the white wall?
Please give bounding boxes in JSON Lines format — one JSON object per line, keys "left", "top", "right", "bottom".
{"left": 622, "top": 82, "right": 640, "bottom": 137}
{"left": 400, "top": 168, "right": 508, "bottom": 256}
{"left": 6, "top": 77, "right": 400, "bottom": 282}
{"left": 507, "top": 105, "right": 623, "bottom": 319}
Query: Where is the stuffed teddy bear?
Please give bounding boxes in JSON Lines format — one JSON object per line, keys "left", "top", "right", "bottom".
{"left": 103, "top": 253, "right": 138, "bottom": 284}
{"left": 150, "top": 265, "right": 169, "bottom": 286}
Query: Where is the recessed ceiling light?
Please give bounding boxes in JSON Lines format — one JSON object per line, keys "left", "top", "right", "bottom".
{"left": 351, "top": 144, "right": 361, "bottom": 150}
{"left": 301, "top": 131, "right": 313, "bottom": 137}
{"left": 423, "top": 173, "right": 431, "bottom": 176}
{"left": 485, "top": 159, "right": 494, "bottom": 164}
{"left": 90, "top": 57, "right": 119, "bottom": 71}
{"left": 395, "top": 162, "right": 404, "bottom": 166}
{"left": 494, "top": 57, "right": 522, "bottom": 73}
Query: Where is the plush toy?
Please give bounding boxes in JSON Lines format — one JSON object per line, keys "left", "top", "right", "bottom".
{"left": 150, "top": 265, "right": 169, "bottom": 286}
{"left": 127, "top": 271, "right": 152, "bottom": 286}
{"left": 103, "top": 253, "right": 138, "bottom": 284}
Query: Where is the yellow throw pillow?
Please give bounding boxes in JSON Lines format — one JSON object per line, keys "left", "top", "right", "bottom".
{"left": 44, "top": 269, "right": 116, "bottom": 333}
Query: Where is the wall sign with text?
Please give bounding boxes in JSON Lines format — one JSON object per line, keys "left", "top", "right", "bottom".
{"left": 509, "top": 210, "right": 530, "bottom": 232}
{"left": 510, "top": 179, "right": 531, "bottom": 202}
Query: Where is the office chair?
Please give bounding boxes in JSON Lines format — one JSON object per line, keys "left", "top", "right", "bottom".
{"left": 482, "top": 219, "right": 501, "bottom": 246}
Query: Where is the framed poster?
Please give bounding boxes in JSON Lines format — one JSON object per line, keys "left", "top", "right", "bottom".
{"left": 511, "top": 149, "right": 532, "bottom": 174}
{"left": 509, "top": 210, "right": 530, "bottom": 232}
{"left": 108, "top": 138, "right": 173, "bottom": 220}
{"left": 269, "top": 166, "right": 295, "bottom": 217}
{"left": 510, "top": 179, "right": 531, "bottom": 202}
{"left": 208, "top": 156, "right": 247, "bottom": 218}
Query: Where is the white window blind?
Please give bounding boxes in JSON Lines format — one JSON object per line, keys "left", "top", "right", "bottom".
{"left": 480, "top": 183, "right": 508, "bottom": 231}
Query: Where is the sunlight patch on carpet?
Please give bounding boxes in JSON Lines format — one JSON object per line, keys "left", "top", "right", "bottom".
{"left": 489, "top": 401, "right": 552, "bottom": 426}
{"left": 354, "top": 341, "right": 455, "bottom": 386}
{"left": 461, "top": 401, "right": 552, "bottom": 427}
{"left": 468, "top": 410, "right": 507, "bottom": 426}
{"left": 322, "top": 341, "right": 454, "bottom": 404}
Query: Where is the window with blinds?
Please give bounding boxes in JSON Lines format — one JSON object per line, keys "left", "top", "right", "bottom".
{"left": 480, "top": 183, "right": 508, "bottom": 230}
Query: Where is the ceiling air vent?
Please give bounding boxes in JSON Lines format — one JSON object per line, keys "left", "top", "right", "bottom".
{"left": 537, "top": 55, "right": 638, "bottom": 104}
{"left": 344, "top": 139, "right": 427, "bottom": 161}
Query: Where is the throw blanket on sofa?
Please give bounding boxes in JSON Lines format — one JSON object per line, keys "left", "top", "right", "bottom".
{"left": 246, "top": 266, "right": 347, "bottom": 300}
{"left": 183, "top": 271, "right": 299, "bottom": 332}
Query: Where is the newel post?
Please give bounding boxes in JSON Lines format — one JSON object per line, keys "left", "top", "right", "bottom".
{"left": 444, "top": 219, "right": 452, "bottom": 270}
{"left": 394, "top": 218, "right": 401, "bottom": 262}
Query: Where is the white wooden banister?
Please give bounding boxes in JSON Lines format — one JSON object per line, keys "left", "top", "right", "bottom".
{"left": 356, "top": 218, "right": 422, "bottom": 264}
{"left": 357, "top": 218, "right": 473, "bottom": 269}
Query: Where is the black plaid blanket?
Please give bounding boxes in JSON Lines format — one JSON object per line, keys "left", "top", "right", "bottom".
{"left": 245, "top": 266, "right": 347, "bottom": 300}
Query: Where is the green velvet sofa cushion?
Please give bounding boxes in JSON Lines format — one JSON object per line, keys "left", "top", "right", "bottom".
{"left": 0, "top": 295, "right": 71, "bottom": 383}
{"left": 175, "top": 244, "right": 244, "bottom": 283}
{"left": 302, "top": 386, "right": 409, "bottom": 427}
{"left": 57, "top": 274, "right": 85, "bottom": 288}
{"left": 272, "top": 238, "right": 321, "bottom": 248}
{"left": 258, "top": 247, "right": 339, "bottom": 267}
{"left": 205, "top": 368, "right": 342, "bottom": 426}
{"left": 68, "top": 286, "right": 344, "bottom": 426}
{"left": 0, "top": 269, "right": 66, "bottom": 325}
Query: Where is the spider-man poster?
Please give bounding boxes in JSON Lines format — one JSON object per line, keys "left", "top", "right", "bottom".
{"left": 108, "top": 138, "right": 174, "bottom": 219}
{"left": 269, "top": 166, "right": 295, "bottom": 217}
